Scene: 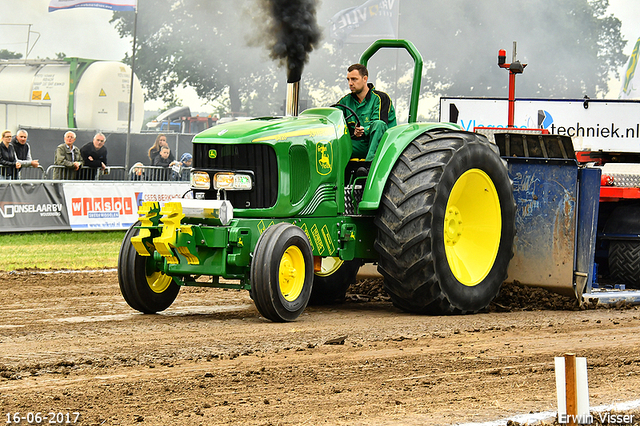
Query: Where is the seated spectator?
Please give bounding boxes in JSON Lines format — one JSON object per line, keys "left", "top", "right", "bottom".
{"left": 131, "top": 162, "right": 146, "bottom": 181}
{"left": 1, "top": 130, "right": 21, "bottom": 180}
{"left": 148, "top": 134, "right": 174, "bottom": 165}
{"left": 80, "top": 133, "right": 108, "bottom": 179}
{"left": 171, "top": 152, "right": 192, "bottom": 181}
{"left": 11, "top": 129, "right": 39, "bottom": 168}
{"left": 53, "top": 131, "right": 83, "bottom": 180}
{"left": 152, "top": 146, "right": 179, "bottom": 180}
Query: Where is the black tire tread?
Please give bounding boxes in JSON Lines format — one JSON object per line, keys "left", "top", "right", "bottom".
{"left": 117, "top": 222, "right": 180, "bottom": 313}
{"left": 374, "top": 129, "right": 515, "bottom": 314}
{"left": 609, "top": 240, "right": 640, "bottom": 289}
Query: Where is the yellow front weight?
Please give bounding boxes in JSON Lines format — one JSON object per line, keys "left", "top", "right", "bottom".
{"left": 153, "top": 201, "right": 199, "bottom": 265}
{"left": 131, "top": 201, "right": 161, "bottom": 256}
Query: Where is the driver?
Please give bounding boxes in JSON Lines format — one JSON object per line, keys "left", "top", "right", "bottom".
{"left": 337, "top": 64, "right": 397, "bottom": 161}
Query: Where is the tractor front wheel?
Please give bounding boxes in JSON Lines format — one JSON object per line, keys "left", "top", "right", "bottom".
{"left": 251, "top": 223, "right": 314, "bottom": 322}
{"left": 118, "top": 222, "right": 180, "bottom": 313}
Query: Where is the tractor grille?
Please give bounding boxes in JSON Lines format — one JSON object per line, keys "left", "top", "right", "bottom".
{"left": 289, "top": 145, "right": 309, "bottom": 204}
{"left": 193, "top": 143, "right": 278, "bottom": 209}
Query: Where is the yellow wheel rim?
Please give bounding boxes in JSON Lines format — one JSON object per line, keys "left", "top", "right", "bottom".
{"left": 279, "top": 245, "right": 306, "bottom": 302}
{"left": 315, "top": 257, "right": 343, "bottom": 277}
{"left": 444, "top": 169, "right": 501, "bottom": 286}
{"left": 146, "top": 267, "right": 173, "bottom": 294}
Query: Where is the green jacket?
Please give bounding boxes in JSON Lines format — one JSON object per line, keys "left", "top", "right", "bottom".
{"left": 53, "top": 143, "right": 84, "bottom": 179}
{"left": 337, "top": 83, "right": 397, "bottom": 160}
{"left": 338, "top": 83, "right": 397, "bottom": 130}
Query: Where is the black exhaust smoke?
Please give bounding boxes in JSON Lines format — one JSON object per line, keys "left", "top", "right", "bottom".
{"left": 258, "top": 0, "right": 322, "bottom": 83}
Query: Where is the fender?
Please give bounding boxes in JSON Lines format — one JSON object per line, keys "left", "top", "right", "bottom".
{"left": 359, "top": 122, "right": 463, "bottom": 212}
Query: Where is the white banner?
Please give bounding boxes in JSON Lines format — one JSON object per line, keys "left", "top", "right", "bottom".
{"left": 62, "top": 182, "right": 190, "bottom": 230}
{"left": 330, "top": 0, "right": 399, "bottom": 44}
{"left": 440, "top": 97, "right": 640, "bottom": 153}
{"left": 49, "top": 0, "right": 137, "bottom": 12}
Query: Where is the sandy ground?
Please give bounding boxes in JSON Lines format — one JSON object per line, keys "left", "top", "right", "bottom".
{"left": 0, "top": 270, "right": 639, "bottom": 426}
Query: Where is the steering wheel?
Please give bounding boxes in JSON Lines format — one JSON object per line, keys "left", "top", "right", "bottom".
{"left": 330, "top": 103, "right": 361, "bottom": 137}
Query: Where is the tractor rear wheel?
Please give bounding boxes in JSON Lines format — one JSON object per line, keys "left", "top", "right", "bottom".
{"left": 309, "top": 258, "right": 362, "bottom": 304}
{"left": 608, "top": 240, "right": 640, "bottom": 289}
{"left": 374, "top": 130, "right": 515, "bottom": 314}
{"left": 251, "top": 223, "right": 314, "bottom": 322}
{"left": 118, "top": 222, "right": 180, "bottom": 313}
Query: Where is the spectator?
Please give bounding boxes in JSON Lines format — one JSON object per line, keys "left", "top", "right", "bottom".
{"left": 1, "top": 130, "right": 20, "bottom": 180}
{"left": 152, "top": 146, "right": 179, "bottom": 180}
{"left": 11, "top": 129, "right": 39, "bottom": 168}
{"left": 171, "top": 152, "right": 192, "bottom": 181}
{"left": 80, "top": 133, "right": 108, "bottom": 179}
{"left": 131, "top": 162, "right": 146, "bottom": 181}
{"left": 148, "top": 134, "right": 174, "bottom": 165}
{"left": 53, "top": 131, "right": 83, "bottom": 180}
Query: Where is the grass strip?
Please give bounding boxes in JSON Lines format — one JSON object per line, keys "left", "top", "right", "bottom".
{"left": 0, "top": 231, "right": 126, "bottom": 271}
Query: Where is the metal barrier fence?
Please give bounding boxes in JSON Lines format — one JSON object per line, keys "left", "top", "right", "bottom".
{"left": 128, "top": 165, "right": 191, "bottom": 181}
{"left": 0, "top": 165, "right": 47, "bottom": 180}
{"left": 0, "top": 164, "right": 187, "bottom": 181}
{"left": 44, "top": 165, "right": 131, "bottom": 181}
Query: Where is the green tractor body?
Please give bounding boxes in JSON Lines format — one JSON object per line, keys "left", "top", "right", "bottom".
{"left": 118, "top": 40, "right": 516, "bottom": 321}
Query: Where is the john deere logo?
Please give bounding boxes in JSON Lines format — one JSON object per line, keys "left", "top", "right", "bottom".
{"left": 316, "top": 142, "right": 333, "bottom": 176}
{"left": 208, "top": 149, "right": 217, "bottom": 159}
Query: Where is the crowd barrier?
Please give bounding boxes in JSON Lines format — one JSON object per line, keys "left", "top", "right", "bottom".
{"left": 0, "top": 165, "right": 191, "bottom": 182}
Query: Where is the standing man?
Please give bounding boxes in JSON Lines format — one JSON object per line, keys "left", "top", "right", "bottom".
{"left": 80, "top": 133, "right": 108, "bottom": 179}
{"left": 53, "top": 131, "right": 83, "bottom": 179}
{"left": 11, "top": 129, "right": 39, "bottom": 168}
{"left": 337, "top": 64, "right": 397, "bottom": 161}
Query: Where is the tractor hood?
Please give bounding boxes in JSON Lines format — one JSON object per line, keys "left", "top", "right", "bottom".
{"left": 192, "top": 108, "right": 347, "bottom": 145}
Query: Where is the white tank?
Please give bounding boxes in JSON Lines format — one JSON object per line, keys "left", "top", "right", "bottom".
{"left": 31, "top": 63, "right": 72, "bottom": 127}
{"left": 75, "top": 61, "right": 144, "bottom": 132}
{"left": 0, "top": 60, "right": 143, "bottom": 132}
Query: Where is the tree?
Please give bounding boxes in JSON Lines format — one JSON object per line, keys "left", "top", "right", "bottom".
{"left": 111, "top": 0, "right": 627, "bottom": 117}
{"left": 0, "top": 49, "right": 22, "bottom": 60}
{"left": 313, "top": 0, "right": 627, "bottom": 119}
{"left": 111, "top": 0, "right": 285, "bottom": 114}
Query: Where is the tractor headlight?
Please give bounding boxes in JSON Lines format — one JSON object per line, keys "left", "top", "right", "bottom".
{"left": 178, "top": 199, "right": 233, "bottom": 225}
{"left": 213, "top": 172, "right": 253, "bottom": 191}
{"left": 190, "top": 171, "right": 211, "bottom": 190}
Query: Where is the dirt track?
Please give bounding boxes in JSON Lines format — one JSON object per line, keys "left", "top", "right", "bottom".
{"left": 1, "top": 270, "right": 640, "bottom": 426}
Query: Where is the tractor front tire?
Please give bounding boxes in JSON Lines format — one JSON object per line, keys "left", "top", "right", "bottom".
{"left": 374, "top": 130, "right": 515, "bottom": 314}
{"left": 118, "top": 222, "right": 180, "bottom": 313}
{"left": 251, "top": 223, "right": 314, "bottom": 322}
{"left": 309, "top": 258, "right": 362, "bottom": 304}
{"left": 609, "top": 240, "right": 640, "bottom": 289}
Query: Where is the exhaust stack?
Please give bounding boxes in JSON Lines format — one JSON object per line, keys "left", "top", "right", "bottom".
{"left": 285, "top": 80, "right": 300, "bottom": 116}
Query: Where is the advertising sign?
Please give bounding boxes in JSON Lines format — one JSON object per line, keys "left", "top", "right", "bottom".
{"left": 440, "top": 97, "right": 640, "bottom": 153}
{"left": 0, "top": 182, "right": 70, "bottom": 232}
{"left": 62, "top": 182, "right": 190, "bottom": 230}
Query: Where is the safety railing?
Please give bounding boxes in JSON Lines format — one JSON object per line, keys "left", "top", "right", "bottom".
{"left": 97, "top": 166, "right": 128, "bottom": 181}
{"left": 1, "top": 164, "right": 190, "bottom": 181}
{"left": 128, "top": 165, "right": 191, "bottom": 181}
{"left": 45, "top": 165, "right": 105, "bottom": 180}
{"left": 0, "top": 165, "right": 47, "bottom": 180}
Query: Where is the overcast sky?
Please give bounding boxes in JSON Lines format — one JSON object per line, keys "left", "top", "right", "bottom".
{"left": 1, "top": 0, "right": 639, "bottom": 110}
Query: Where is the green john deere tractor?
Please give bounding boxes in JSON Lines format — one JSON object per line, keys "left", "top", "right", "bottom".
{"left": 118, "top": 39, "right": 516, "bottom": 322}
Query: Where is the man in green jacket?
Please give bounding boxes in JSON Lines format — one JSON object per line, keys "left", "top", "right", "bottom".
{"left": 337, "top": 64, "right": 397, "bottom": 161}
{"left": 53, "top": 131, "right": 84, "bottom": 180}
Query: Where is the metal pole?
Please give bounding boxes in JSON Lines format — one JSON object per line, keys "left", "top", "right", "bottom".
{"left": 564, "top": 353, "right": 578, "bottom": 426}
{"left": 125, "top": 4, "right": 139, "bottom": 169}
{"left": 25, "top": 24, "right": 31, "bottom": 60}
